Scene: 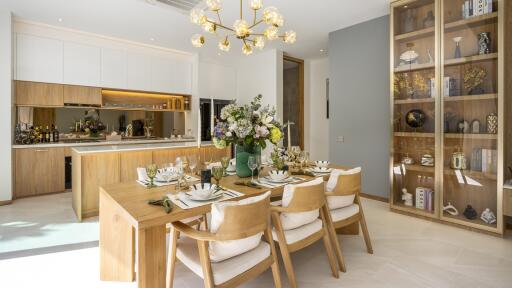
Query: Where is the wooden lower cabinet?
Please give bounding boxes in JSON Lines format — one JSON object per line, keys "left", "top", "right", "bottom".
{"left": 120, "top": 151, "right": 153, "bottom": 182}
{"left": 14, "top": 148, "right": 65, "bottom": 198}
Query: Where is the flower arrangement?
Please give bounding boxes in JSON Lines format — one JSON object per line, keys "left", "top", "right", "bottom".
{"left": 82, "top": 119, "right": 106, "bottom": 137}
{"left": 213, "top": 95, "right": 283, "bottom": 149}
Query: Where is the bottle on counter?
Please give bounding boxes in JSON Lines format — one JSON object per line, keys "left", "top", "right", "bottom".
{"left": 53, "top": 126, "right": 60, "bottom": 142}
{"left": 45, "top": 126, "right": 51, "bottom": 143}
{"left": 50, "top": 125, "right": 55, "bottom": 142}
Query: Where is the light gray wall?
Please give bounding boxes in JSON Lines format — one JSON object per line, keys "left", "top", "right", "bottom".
{"left": 328, "top": 15, "right": 390, "bottom": 199}
{"left": 0, "top": 10, "right": 12, "bottom": 201}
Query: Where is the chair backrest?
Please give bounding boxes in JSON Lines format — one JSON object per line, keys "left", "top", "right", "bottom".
{"left": 286, "top": 182, "right": 326, "bottom": 212}
{"left": 331, "top": 170, "right": 361, "bottom": 197}
{"left": 215, "top": 193, "right": 270, "bottom": 241}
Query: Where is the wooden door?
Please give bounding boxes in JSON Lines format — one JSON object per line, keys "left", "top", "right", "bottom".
{"left": 15, "top": 148, "right": 65, "bottom": 198}
{"left": 63, "top": 85, "right": 102, "bottom": 106}
{"left": 16, "top": 81, "right": 64, "bottom": 107}
{"left": 120, "top": 151, "right": 153, "bottom": 182}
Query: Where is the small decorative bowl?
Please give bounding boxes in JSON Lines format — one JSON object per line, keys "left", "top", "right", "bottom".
{"left": 268, "top": 170, "right": 289, "bottom": 181}
{"left": 315, "top": 161, "right": 330, "bottom": 168}
{"left": 191, "top": 183, "right": 218, "bottom": 200}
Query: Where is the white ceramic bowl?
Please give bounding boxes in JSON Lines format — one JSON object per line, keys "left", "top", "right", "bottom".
{"left": 268, "top": 170, "right": 289, "bottom": 181}
{"left": 315, "top": 161, "right": 330, "bottom": 168}
{"left": 192, "top": 183, "right": 218, "bottom": 200}
{"left": 312, "top": 167, "right": 331, "bottom": 173}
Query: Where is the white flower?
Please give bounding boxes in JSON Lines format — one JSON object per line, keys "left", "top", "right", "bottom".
{"left": 226, "top": 131, "right": 232, "bottom": 137}
{"left": 254, "top": 125, "right": 269, "bottom": 139}
{"left": 261, "top": 114, "right": 274, "bottom": 127}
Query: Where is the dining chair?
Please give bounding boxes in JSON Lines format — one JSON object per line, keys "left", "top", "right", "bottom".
{"left": 324, "top": 167, "right": 373, "bottom": 272}
{"left": 166, "top": 191, "right": 282, "bottom": 288}
{"left": 270, "top": 177, "right": 340, "bottom": 288}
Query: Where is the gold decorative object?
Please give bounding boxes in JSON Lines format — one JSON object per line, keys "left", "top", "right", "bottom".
{"left": 486, "top": 112, "right": 498, "bottom": 134}
{"left": 463, "top": 66, "right": 487, "bottom": 94}
{"left": 189, "top": 0, "right": 296, "bottom": 55}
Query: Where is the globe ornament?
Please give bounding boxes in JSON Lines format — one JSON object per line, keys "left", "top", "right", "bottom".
{"left": 405, "top": 109, "right": 426, "bottom": 129}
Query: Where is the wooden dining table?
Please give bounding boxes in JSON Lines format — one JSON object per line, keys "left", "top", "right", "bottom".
{"left": 99, "top": 164, "right": 357, "bottom": 288}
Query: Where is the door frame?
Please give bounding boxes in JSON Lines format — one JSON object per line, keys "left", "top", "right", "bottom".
{"left": 283, "top": 55, "right": 305, "bottom": 149}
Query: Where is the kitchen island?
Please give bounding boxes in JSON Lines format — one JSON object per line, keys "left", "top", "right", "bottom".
{"left": 72, "top": 142, "right": 230, "bottom": 220}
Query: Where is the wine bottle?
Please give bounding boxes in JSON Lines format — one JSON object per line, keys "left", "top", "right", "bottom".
{"left": 45, "top": 126, "right": 50, "bottom": 143}
{"left": 53, "top": 126, "right": 60, "bottom": 142}
{"left": 50, "top": 125, "right": 55, "bottom": 142}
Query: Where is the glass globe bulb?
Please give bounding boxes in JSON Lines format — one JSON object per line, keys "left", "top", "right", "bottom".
{"left": 242, "top": 43, "right": 253, "bottom": 55}
{"left": 254, "top": 36, "right": 265, "bottom": 50}
{"left": 202, "top": 22, "right": 216, "bottom": 33}
{"left": 190, "top": 9, "right": 206, "bottom": 25}
{"left": 206, "top": 0, "right": 222, "bottom": 11}
{"left": 250, "top": 0, "right": 263, "bottom": 10}
{"left": 273, "top": 13, "right": 284, "bottom": 27}
{"left": 233, "top": 19, "right": 251, "bottom": 38}
{"left": 262, "top": 6, "right": 279, "bottom": 25}
{"left": 191, "top": 34, "right": 205, "bottom": 48}
{"left": 218, "top": 38, "right": 230, "bottom": 52}
{"left": 264, "top": 26, "right": 279, "bottom": 40}
{"left": 284, "top": 30, "right": 296, "bottom": 44}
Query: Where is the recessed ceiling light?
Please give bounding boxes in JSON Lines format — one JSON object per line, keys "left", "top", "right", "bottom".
{"left": 58, "top": 18, "right": 63, "bottom": 22}
{"left": 404, "top": 5, "right": 408, "bottom": 8}
{"left": 217, "top": 53, "right": 221, "bottom": 56}
{"left": 150, "top": 37, "right": 155, "bottom": 41}
{"left": 320, "top": 49, "right": 325, "bottom": 52}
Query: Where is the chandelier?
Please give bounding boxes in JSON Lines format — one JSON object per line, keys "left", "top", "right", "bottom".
{"left": 189, "top": 0, "right": 296, "bottom": 55}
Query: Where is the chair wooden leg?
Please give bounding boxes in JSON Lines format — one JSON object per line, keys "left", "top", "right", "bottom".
{"left": 202, "top": 214, "right": 209, "bottom": 231}
{"left": 321, "top": 228, "right": 339, "bottom": 279}
{"left": 197, "top": 240, "right": 215, "bottom": 288}
{"left": 166, "top": 227, "right": 179, "bottom": 288}
{"left": 323, "top": 207, "right": 346, "bottom": 272}
{"left": 359, "top": 211, "right": 373, "bottom": 254}
{"left": 265, "top": 227, "right": 282, "bottom": 288}
{"left": 271, "top": 213, "right": 297, "bottom": 288}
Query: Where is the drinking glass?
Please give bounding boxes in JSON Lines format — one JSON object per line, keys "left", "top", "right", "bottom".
{"left": 297, "top": 152, "right": 305, "bottom": 170}
{"left": 212, "top": 167, "right": 224, "bottom": 186}
{"left": 189, "top": 155, "right": 198, "bottom": 176}
{"left": 256, "top": 156, "right": 262, "bottom": 181}
{"left": 146, "top": 164, "right": 158, "bottom": 188}
{"left": 248, "top": 155, "right": 258, "bottom": 182}
{"left": 220, "top": 156, "right": 230, "bottom": 176}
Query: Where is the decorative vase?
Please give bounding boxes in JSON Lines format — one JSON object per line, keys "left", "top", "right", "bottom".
{"left": 478, "top": 32, "right": 491, "bottom": 55}
{"left": 423, "top": 10, "right": 435, "bottom": 28}
{"left": 486, "top": 113, "right": 498, "bottom": 134}
{"left": 235, "top": 144, "right": 261, "bottom": 178}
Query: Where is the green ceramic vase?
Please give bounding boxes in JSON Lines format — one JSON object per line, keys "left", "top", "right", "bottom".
{"left": 235, "top": 144, "right": 261, "bottom": 178}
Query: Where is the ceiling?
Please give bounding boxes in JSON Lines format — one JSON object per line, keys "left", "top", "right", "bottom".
{"left": 0, "top": 0, "right": 389, "bottom": 60}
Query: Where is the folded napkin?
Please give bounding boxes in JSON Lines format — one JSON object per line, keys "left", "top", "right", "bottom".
{"left": 137, "top": 167, "right": 148, "bottom": 182}
{"left": 234, "top": 180, "right": 262, "bottom": 189}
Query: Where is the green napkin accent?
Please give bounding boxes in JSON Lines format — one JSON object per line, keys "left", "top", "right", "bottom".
{"left": 234, "top": 180, "right": 262, "bottom": 189}
{"left": 148, "top": 196, "right": 172, "bottom": 213}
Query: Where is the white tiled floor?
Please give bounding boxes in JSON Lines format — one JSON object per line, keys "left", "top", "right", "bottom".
{"left": 0, "top": 193, "right": 511, "bottom": 288}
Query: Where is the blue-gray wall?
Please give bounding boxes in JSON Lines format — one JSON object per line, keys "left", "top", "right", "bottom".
{"left": 328, "top": 15, "right": 390, "bottom": 199}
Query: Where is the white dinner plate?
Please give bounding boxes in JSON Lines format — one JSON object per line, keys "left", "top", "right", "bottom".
{"left": 263, "top": 176, "right": 292, "bottom": 183}
{"left": 186, "top": 190, "right": 224, "bottom": 201}
{"left": 309, "top": 167, "right": 332, "bottom": 174}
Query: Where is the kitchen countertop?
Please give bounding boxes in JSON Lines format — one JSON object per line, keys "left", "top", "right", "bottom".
{"left": 72, "top": 141, "right": 203, "bottom": 154}
{"left": 12, "top": 138, "right": 197, "bottom": 149}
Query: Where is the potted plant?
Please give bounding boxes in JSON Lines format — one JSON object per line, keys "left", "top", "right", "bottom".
{"left": 213, "top": 95, "right": 283, "bottom": 177}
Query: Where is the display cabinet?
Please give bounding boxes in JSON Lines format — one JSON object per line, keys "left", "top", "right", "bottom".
{"left": 390, "top": 0, "right": 507, "bottom": 234}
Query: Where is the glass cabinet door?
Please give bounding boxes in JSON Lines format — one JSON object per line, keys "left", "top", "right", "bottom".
{"left": 441, "top": 0, "right": 500, "bottom": 230}
{"left": 391, "top": 0, "right": 439, "bottom": 216}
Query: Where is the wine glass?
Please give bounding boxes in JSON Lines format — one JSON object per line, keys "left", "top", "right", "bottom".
{"left": 146, "top": 164, "right": 158, "bottom": 188}
{"left": 256, "top": 156, "right": 262, "bottom": 181}
{"left": 212, "top": 166, "right": 224, "bottom": 187}
{"left": 301, "top": 151, "right": 310, "bottom": 168}
{"left": 297, "top": 152, "right": 306, "bottom": 170}
{"left": 189, "top": 155, "right": 198, "bottom": 176}
{"left": 248, "top": 155, "right": 258, "bottom": 182}
{"left": 220, "top": 156, "right": 230, "bottom": 176}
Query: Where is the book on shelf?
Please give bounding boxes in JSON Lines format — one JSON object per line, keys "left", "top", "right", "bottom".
{"left": 471, "top": 148, "right": 482, "bottom": 172}
{"left": 415, "top": 187, "right": 434, "bottom": 212}
{"left": 462, "top": 0, "right": 493, "bottom": 19}
{"left": 481, "top": 148, "right": 497, "bottom": 174}
{"left": 429, "top": 78, "right": 436, "bottom": 98}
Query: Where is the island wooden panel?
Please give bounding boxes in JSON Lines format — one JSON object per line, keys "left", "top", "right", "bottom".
{"left": 63, "top": 85, "right": 102, "bottom": 106}
{"left": 16, "top": 81, "right": 64, "bottom": 107}
{"left": 14, "top": 147, "right": 65, "bottom": 198}
{"left": 120, "top": 151, "right": 153, "bottom": 182}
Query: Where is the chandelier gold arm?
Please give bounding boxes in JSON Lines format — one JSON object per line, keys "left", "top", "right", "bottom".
{"left": 240, "top": 0, "right": 243, "bottom": 19}
{"left": 216, "top": 10, "right": 222, "bottom": 25}
{"left": 249, "top": 19, "right": 263, "bottom": 29}
{"left": 206, "top": 19, "right": 234, "bottom": 32}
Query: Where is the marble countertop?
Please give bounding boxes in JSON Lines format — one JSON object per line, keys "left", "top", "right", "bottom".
{"left": 12, "top": 138, "right": 196, "bottom": 149}
{"left": 72, "top": 141, "right": 202, "bottom": 154}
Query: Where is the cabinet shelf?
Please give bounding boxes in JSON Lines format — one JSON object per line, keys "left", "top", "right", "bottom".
{"left": 394, "top": 132, "right": 435, "bottom": 138}
{"left": 445, "top": 53, "right": 498, "bottom": 66}
{"left": 395, "top": 163, "right": 435, "bottom": 173}
{"left": 392, "top": 202, "right": 435, "bottom": 217}
{"left": 442, "top": 212, "right": 497, "bottom": 229}
{"left": 443, "top": 94, "right": 498, "bottom": 102}
{"left": 394, "top": 62, "right": 435, "bottom": 73}
{"left": 394, "top": 26, "right": 435, "bottom": 41}
{"left": 394, "top": 98, "right": 435, "bottom": 104}
{"left": 444, "top": 168, "right": 497, "bottom": 180}
{"left": 444, "top": 12, "right": 498, "bottom": 31}
{"left": 444, "top": 133, "right": 497, "bottom": 140}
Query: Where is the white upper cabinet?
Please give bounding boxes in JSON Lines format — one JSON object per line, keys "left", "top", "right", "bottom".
{"left": 101, "top": 48, "right": 127, "bottom": 89}
{"left": 127, "top": 52, "right": 152, "bottom": 91}
{"left": 151, "top": 56, "right": 192, "bottom": 95}
{"left": 63, "top": 42, "right": 101, "bottom": 86}
{"left": 16, "top": 34, "right": 63, "bottom": 83}
{"left": 199, "top": 62, "right": 236, "bottom": 100}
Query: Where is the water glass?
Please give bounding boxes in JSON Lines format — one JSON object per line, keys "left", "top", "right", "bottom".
{"left": 212, "top": 167, "right": 224, "bottom": 186}
{"left": 248, "top": 155, "right": 258, "bottom": 181}
{"left": 220, "top": 156, "right": 230, "bottom": 176}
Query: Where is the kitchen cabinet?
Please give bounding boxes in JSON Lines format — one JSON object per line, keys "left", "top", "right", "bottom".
{"left": 14, "top": 147, "right": 66, "bottom": 198}
{"left": 63, "top": 85, "right": 102, "bottom": 106}
{"left": 120, "top": 151, "right": 153, "bottom": 182}
{"left": 151, "top": 56, "right": 192, "bottom": 94}
{"left": 101, "top": 48, "right": 127, "bottom": 89}
{"left": 16, "top": 81, "right": 64, "bottom": 107}
{"left": 505, "top": 188, "right": 512, "bottom": 217}
{"left": 127, "top": 52, "right": 152, "bottom": 91}
{"left": 63, "top": 42, "right": 101, "bottom": 86}
{"left": 16, "top": 34, "right": 63, "bottom": 83}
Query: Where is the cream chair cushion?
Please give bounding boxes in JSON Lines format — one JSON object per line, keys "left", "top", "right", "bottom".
{"left": 176, "top": 236, "right": 271, "bottom": 285}
{"left": 208, "top": 191, "right": 271, "bottom": 262}
{"left": 272, "top": 218, "right": 323, "bottom": 244}
{"left": 330, "top": 204, "right": 360, "bottom": 222}
{"left": 280, "top": 177, "right": 323, "bottom": 230}
{"left": 325, "top": 167, "right": 361, "bottom": 210}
